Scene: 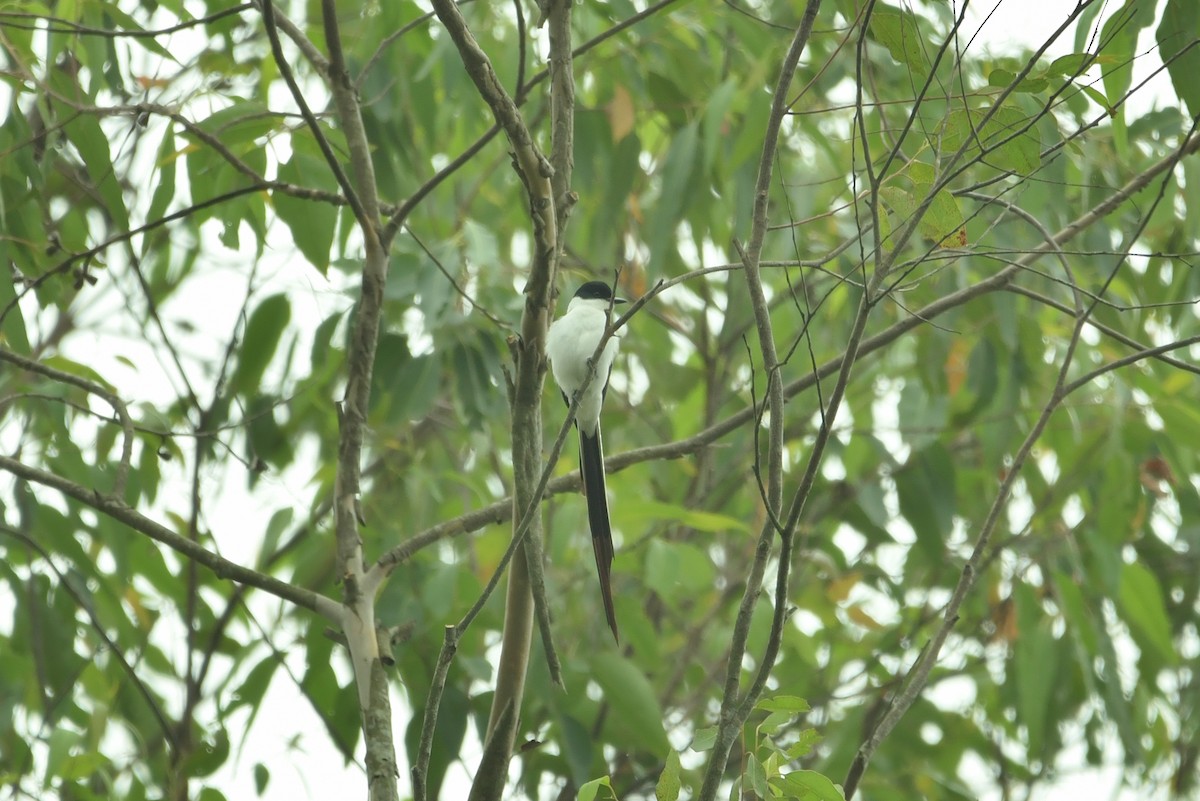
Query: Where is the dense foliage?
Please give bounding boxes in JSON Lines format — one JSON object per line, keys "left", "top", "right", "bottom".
{"left": 1, "top": 0, "right": 1198, "bottom": 800}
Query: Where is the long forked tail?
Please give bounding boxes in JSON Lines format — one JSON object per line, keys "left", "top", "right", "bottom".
{"left": 579, "top": 426, "right": 619, "bottom": 642}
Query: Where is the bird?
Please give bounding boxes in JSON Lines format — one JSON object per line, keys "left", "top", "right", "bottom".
{"left": 545, "top": 280, "right": 626, "bottom": 642}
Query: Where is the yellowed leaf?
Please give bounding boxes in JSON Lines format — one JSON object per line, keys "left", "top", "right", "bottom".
{"left": 847, "top": 604, "right": 883, "bottom": 630}
{"left": 826, "top": 571, "right": 861, "bottom": 603}
{"left": 606, "top": 84, "right": 635, "bottom": 142}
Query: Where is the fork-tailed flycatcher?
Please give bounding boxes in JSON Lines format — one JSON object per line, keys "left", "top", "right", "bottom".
{"left": 545, "top": 280, "right": 626, "bottom": 642}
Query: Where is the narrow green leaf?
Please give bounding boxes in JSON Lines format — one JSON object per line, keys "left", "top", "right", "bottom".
{"left": 895, "top": 443, "right": 956, "bottom": 559}
{"left": 148, "top": 127, "right": 178, "bottom": 225}
{"left": 591, "top": 652, "right": 670, "bottom": 755}
{"left": 1118, "top": 560, "right": 1177, "bottom": 666}
{"left": 0, "top": 268, "right": 32, "bottom": 352}
{"left": 656, "top": 750, "right": 682, "bottom": 801}
{"left": 648, "top": 121, "right": 699, "bottom": 268}
{"left": 628, "top": 499, "right": 749, "bottom": 533}
{"left": 63, "top": 114, "right": 129, "bottom": 230}
{"left": 1155, "top": 0, "right": 1200, "bottom": 116}
{"left": 257, "top": 507, "right": 294, "bottom": 567}
{"left": 274, "top": 152, "right": 337, "bottom": 274}
{"left": 747, "top": 753, "right": 767, "bottom": 798}
{"left": 253, "top": 763, "right": 269, "bottom": 796}
{"left": 230, "top": 294, "right": 291, "bottom": 396}
{"left": 1014, "top": 583, "right": 1058, "bottom": 757}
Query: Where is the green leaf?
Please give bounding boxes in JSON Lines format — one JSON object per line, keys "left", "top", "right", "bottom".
{"left": 1156, "top": 0, "right": 1200, "bottom": 116}
{"left": 591, "top": 652, "right": 670, "bottom": 755}
{"left": 1118, "top": 560, "right": 1177, "bottom": 667}
{"left": 942, "top": 105, "right": 1041, "bottom": 175}
{"left": 230, "top": 656, "right": 280, "bottom": 716}
{"left": 257, "top": 507, "right": 294, "bottom": 567}
{"left": 785, "top": 729, "right": 822, "bottom": 759}
{"left": 62, "top": 114, "right": 129, "bottom": 230}
{"left": 644, "top": 540, "right": 717, "bottom": 603}
{"left": 627, "top": 499, "right": 750, "bottom": 533}
{"left": 579, "top": 776, "right": 614, "bottom": 801}
{"left": 0, "top": 268, "right": 31, "bottom": 352}
{"left": 1045, "top": 53, "right": 1097, "bottom": 76}
{"left": 253, "top": 763, "right": 269, "bottom": 796}
{"left": 771, "top": 770, "right": 846, "bottom": 800}
{"left": 756, "top": 695, "right": 811, "bottom": 714}
{"left": 648, "top": 121, "right": 699, "bottom": 268}
{"left": 148, "top": 127, "right": 178, "bottom": 225}
{"left": 101, "top": 4, "right": 174, "bottom": 59}
{"left": 184, "top": 728, "right": 229, "bottom": 778}
{"left": 557, "top": 713, "right": 594, "bottom": 788}
{"left": 656, "top": 750, "right": 682, "bottom": 801}
{"left": 895, "top": 443, "right": 956, "bottom": 559}
{"left": 691, "top": 726, "right": 718, "bottom": 752}
{"left": 987, "top": 68, "right": 1048, "bottom": 94}
{"left": 869, "top": 5, "right": 930, "bottom": 74}
{"left": 1099, "top": 0, "right": 1157, "bottom": 147}
{"left": 878, "top": 164, "right": 965, "bottom": 247}
{"left": 1013, "top": 583, "right": 1059, "bottom": 757}
{"left": 274, "top": 152, "right": 337, "bottom": 274}
{"left": 230, "top": 294, "right": 291, "bottom": 395}
{"left": 746, "top": 753, "right": 767, "bottom": 798}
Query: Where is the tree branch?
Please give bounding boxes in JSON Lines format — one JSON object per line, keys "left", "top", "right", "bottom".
{"left": 0, "top": 347, "right": 133, "bottom": 499}
{"left": 0, "top": 454, "right": 340, "bottom": 619}
{"left": 698, "top": 5, "right": 823, "bottom": 797}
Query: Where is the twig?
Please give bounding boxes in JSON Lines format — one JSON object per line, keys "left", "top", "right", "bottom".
{"left": 842, "top": 112, "right": 1200, "bottom": 799}
{"left": 0, "top": 454, "right": 340, "bottom": 619}
{"left": 370, "top": 127, "right": 1200, "bottom": 570}
{"left": 0, "top": 5, "right": 250, "bottom": 38}
{"left": 421, "top": 2, "right": 567, "bottom": 796}
{"left": 697, "top": 4, "right": 823, "bottom": 798}
{"left": 260, "top": 0, "right": 367, "bottom": 229}
{"left": 0, "top": 184, "right": 269, "bottom": 328}
{"left": 0, "top": 347, "right": 134, "bottom": 499}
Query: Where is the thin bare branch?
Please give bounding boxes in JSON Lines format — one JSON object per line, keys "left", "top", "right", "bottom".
{"left": 0, "top": 454, "right": 340, "bottom": 619}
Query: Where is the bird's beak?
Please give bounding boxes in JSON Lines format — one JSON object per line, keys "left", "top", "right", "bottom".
{"left": 615, "top": 297, "right": 628, "bottom": 304}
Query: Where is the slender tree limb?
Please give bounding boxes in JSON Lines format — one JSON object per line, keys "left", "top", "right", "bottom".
{"left": 260, "top": 0, "right": 367, "bottom": 230}
{"left": 371, "top": 130, "right": 1200, "bottom": 580}
{"left": 380, "top": 0, "right": 682, "bottom": 244}
{"left": 843, "top": 117, "right": 1199, "bottom": 798}
{"left": 0, "top": 184, "right": 269, "bottom": 328}
{"left": 248, "top": 0, "right": 330, "bottom": 74}
{"left": 295, "top": 4, "right": 401, "bottom": 799}
{"left": 0, "top": 454, "right": 340, "bottom": 619}
{"left": 698, "top": 6, "right": 823, "bottom": 797}
{"left": 0, "top": 347, "right": 133, "bottom": 499}
{"left": 422, "top": 2, "right": 568, "bottom": 795}
{"left": 0, "top": 6, "right": 251, "bottom": 37}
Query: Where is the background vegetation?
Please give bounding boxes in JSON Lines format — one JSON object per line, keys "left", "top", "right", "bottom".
{"left": 1, "top": 0, "right": 1198, "bottom": 800}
